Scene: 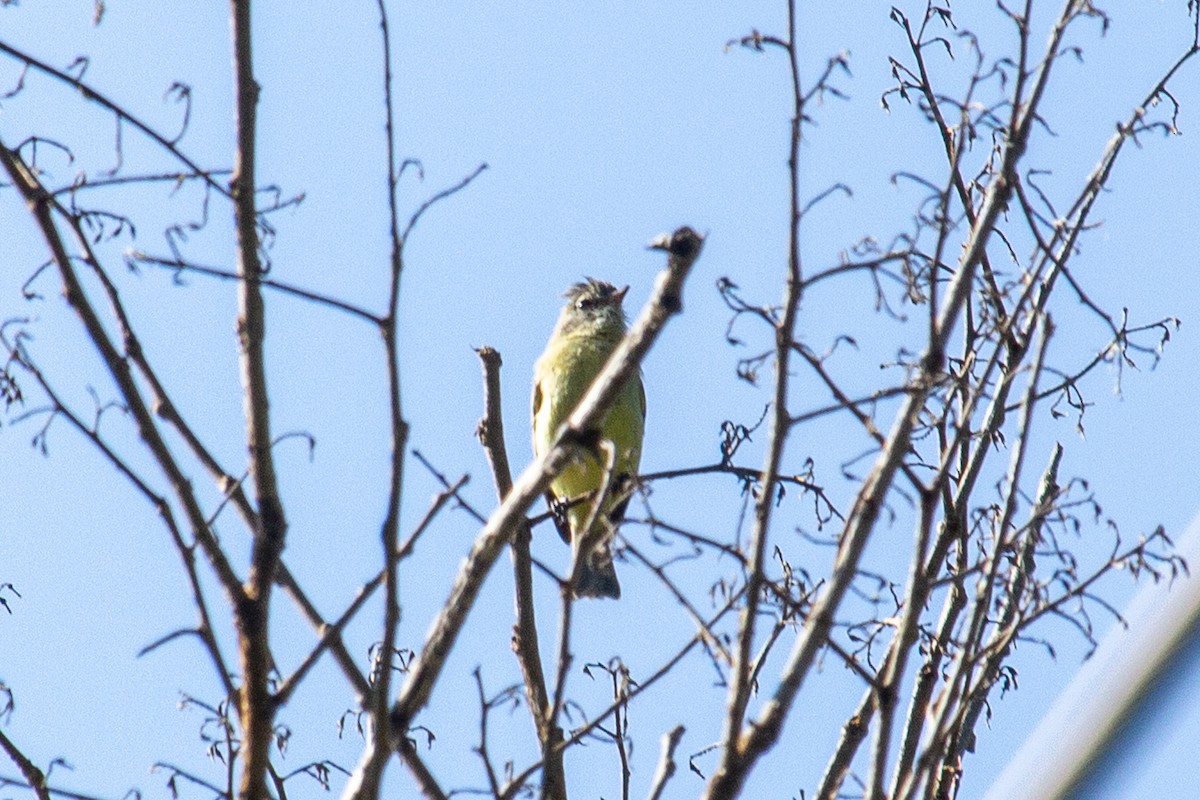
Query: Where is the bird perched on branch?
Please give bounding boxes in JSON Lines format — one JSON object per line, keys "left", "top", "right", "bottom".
{"left": 532, "top": 278, "right": 645, "bottom": 599}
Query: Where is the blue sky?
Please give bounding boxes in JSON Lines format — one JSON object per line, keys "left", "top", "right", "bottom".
{"left": 2, "top": 2, "right": 1199, "bottom": 798}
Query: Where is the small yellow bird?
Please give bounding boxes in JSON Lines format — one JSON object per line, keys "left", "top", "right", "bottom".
{"left": 532, "top": 279, "right": 645, "bottom": 599}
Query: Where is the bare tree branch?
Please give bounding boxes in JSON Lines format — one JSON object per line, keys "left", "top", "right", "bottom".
{"left": 474, "top": 345, "right": 567, "bottom": 800}
{"left": 646, "top": 725, "right": 686, "bottom": 800}
{"left": 0, "top": 730, "right": 50, "bottom": 800}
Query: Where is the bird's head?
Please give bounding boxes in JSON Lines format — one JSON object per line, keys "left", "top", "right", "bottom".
{"left": 556, "top": 278, "right": 630, "bottom": 339}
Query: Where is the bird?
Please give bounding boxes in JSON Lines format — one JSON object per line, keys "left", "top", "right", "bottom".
{"left": 531, "top": 278, "right": 645, "bottom": 599}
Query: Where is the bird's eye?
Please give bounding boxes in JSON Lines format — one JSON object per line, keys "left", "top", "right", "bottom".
{"left": 576, "top": 297, "right": 595, "bottom": 311}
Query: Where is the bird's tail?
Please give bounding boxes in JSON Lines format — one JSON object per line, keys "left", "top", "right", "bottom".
{"left": 574, "top": 547, "right": 621, "bottom": 599}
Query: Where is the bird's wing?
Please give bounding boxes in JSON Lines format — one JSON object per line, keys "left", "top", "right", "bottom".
{"left": 533, "top": 375, "right": 573, "bottom": 543}
{"left": 531, "top": 379, "right": 543, "bottom": 437}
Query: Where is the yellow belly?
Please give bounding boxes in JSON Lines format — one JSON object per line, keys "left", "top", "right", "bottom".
{"left": 532, "top": 335, "right": 645, "bottom": 534}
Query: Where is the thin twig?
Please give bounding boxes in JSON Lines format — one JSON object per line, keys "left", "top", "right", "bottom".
{"left": 132, "top": 253, "right": 383, "bottom": 324}
{"left": 0, "top": 41, "right": 230, "bottom": 198}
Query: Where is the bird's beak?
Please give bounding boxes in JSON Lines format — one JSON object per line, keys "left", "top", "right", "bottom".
{"left": 614, "top": 285, "right": 630, "bottom": 305}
